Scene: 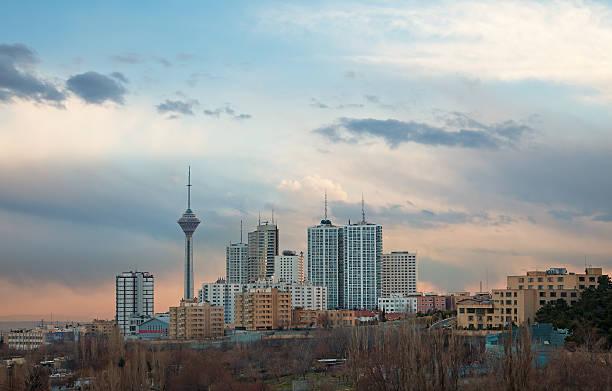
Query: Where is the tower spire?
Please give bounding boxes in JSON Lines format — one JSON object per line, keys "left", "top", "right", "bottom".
{"left": 187, "top": 166, "right": 192, "bottom": 210}
{"left": 324, "top": 190, "right": 328, "bottom": 220}
{"left": 361, "top": 193, "right": 366, "bottom": 223}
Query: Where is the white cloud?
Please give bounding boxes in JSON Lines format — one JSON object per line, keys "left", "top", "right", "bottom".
{"left": 260, "top": 1, "right": 612, "bottom": 103}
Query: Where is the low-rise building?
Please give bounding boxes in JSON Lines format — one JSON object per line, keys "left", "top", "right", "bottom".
{"left": 456, "top": 297, "right": 495, "bottom": 330}
{"left": 291, "top": 309, "right": 356, "bottom": 328}
{"left": 83, "top": 319, "right": 116, "bottom": 336}
{"left": 6, "top": 329, "right": 45, "bottom": 350}
{"left": 377, "top": 294, "right": 419, "bottom": 314}
{"left": 138, "top": 316, "right": 170, "bottom": 340}
{"left": 417, "top": 294, "right": 448, "bottom": 313}
{"left": 234, "top": 288, "right": 291, "bottom": 330}
{"left": 457, "top": 267, "right": 606, "bottom": 329}
{"left": 169, "top": 299, "right": 224, "bottom": 339}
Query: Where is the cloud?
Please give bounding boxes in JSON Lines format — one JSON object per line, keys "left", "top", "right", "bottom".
{"left": 110, "top": 52, "right": 143, "bottom": 64}
{"left": 155, "top": 99, "right": 198, "bottom": 116}
{"left": 203, "top": 104, "right": 252, "bottom": 120}
{"left": 66, "top": 71, "right": 127, "bottom": 104}
{"left": 260, "top": 1, "right": 612, "bottom": 103}
{"left": 109, "top": 72, "right": 128, "bottom": 83}
{"left": 0, "top": 43, "right": 66, "bottom": 104}
{"left": 310, "top": 97, "right": 364, "bottom": 110}
{"left": 314, "top": 115, "right": 532, "bottom": 149}
{"left": 593, "top": 213, "right": 612, "bottom": 222}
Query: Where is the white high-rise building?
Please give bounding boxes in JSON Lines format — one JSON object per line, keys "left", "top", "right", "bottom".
{"left": 116, "top": 271, "right": 154, "bottom": 335}
{"left": 382, "top": 252, "right": 417, "bottom": 296}
{"left": 226, "top": 242, "right": 249, "bottom": 284}
{"left": 308, "top": 218, "right": 344, "bottom": 309}
{"left": 274, "top": 250, "right": 304, "bottom": 283}
{"left": 248, "top": 221, "right": 279, "bottom": 281}
{"left": 198, "top": 280, "right": 244, "bottom": 324}
{"left": 343, "top": 213, "right": 382, "bottom": 310}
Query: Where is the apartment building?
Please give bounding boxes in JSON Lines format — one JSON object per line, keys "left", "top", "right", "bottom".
{"left": 234, "top": 288, "right": 291, "bottom": 330}
{"left": 382, "top": 251, "right": 417, "bottom": 296}
{"left": 169, "top": 299, "right": 224, "bottom": 339}
{"left": 6, "top": 329, "right": 46, "bottom": 350}
{"left": 83, "top": 319, "right": 116, "bottom": 336}
{"left": 274, "top": 250, "right": 304, "bottom": 283}
{"left": 116, "top": 271, "right": 154, "bottom": 335}
{"left": 377, "top": 294, "right": 419, "bottom": 314}
{"left": 291, "top": 309, "right": 356, "bottom": 329}
{"left": 417, "top": 294, "right": 448, "bottom": 313}
{"left": 457, "top": 267, "right": 606, "bottom": 329}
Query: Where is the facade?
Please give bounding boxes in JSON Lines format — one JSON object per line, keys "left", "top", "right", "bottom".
{"left": 226, "top": 242, "right": 249, "bottom": 284}
{"left": 456, "top": 297, "right": 496, "bottom": 330}
{"left": 457, "top": 267, "right": 606, "bottom": 329}
{"left": 377, "top": 294, "right": 419, "bottom": 314}
{"left": 417, "top": 294, "right": 448, "bottom": 313}
{"left": 307, "top": 219, "right": 344, "bottom": 309}
{"left": 116, "top": 271, "right": 154, "bottom": 335}
{"left": 83, "top": 319, "right": 116, "bottom": 336}
{"left": 292, "top": 309, "right": 356, "bottom": 328}
{"left": 169, "top": 299, "right": 224, "bottom": 339}
{"left": 382, "top": 251, "right": 417, "bottom": 296}
{"left": 177, "top": 168, "right": 201, "bottom": 300}
{"left": 248, "top": 221, "right": 279, "bottom": 282}
{"left": 138, "top": 316, "right": 170, "bottom": 340}
{"left": 343, "top": 222, "right": 383, "bottom": 310}
{"left": 274, "top": 250, "right": 304, "bottom": 283}
{"left": 234, "top": 288, "right": 291, "bottom": 330}
{"left": 6, "top": 329, "right": 45, "bottom": 350}
{"left": 199, "top": 280, "right": 327, "bottom": 325}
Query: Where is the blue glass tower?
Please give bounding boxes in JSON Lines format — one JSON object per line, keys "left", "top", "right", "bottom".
{"left": 177, "top": 167, "right": 200, "bottom": 300}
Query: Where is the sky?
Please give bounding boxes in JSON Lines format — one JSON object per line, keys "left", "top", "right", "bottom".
{"left": 0, "top": 0, "right": 611, "bottom": 320}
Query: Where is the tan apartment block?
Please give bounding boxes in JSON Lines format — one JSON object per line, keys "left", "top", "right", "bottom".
{"left": 234, "top": 288, "right": 291, "bottom": 330}
{"left": 292, "top": 309, "right": 356, "bottom": 328}
{"left": 458, "top": 267, "right": 606, "bottom": 329}
{"left": 169, "top": 299, "right": 224, "bottom": 339}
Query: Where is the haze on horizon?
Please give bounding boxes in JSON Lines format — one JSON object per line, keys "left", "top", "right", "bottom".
{"left": 0, "top": 0, "right": 611, "bottom": 320}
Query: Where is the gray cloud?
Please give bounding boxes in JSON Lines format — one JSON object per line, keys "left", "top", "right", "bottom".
{"left": 329, "top": 200, "right": 514, "bottom": 229}
{"left": 110, "top": 72, "right": 128, "bottom": 83}
{"left": 156, "top": 99, "right": 199, "bottom": 116}
{"left": 66, "top": 71, "right": 127, "bottom": 104}
{"left": 592, "top": 213, "right": 612, "bottom": 222}
{"left": 310, "top": 97, "right": 364, "bottom": 110}
{"left": 203, "top": 104, "right": 252, "bottom": 120}
{"left": 0, "top": 43, "right": 66, "bottom": 104}
{"left": 110, "top": 52, "right": 143, "bottom": 64}
{"left": 315, "top": 116, "right": 533, "bottom": 149}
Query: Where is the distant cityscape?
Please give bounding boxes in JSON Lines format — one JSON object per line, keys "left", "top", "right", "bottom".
{"left": 2, "top": 169, "right": 606, "bottom": 349}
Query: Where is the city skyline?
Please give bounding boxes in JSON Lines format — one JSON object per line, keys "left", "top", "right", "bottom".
{"left": 1, "top": 1, "right": 612, "bottom": 320}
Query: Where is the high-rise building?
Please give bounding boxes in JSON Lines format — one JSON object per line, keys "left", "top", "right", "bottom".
{"left": 274, "top": 250, "right": 304, "bottom": 283}
{"left": 116, "top": 271, "right": 154, "bottom": 335}
{"left": 307, "top": 194, "right": 344, "bottom": 309}
{"left": 226, "top": 243, "right": 248, "bottom": 284}
{"left": 343, "top": 198, "right": 382, "bottom": 310}
{"left": 177, "top": 167, "right": 201, "bottom": 300}
{"left": 247, "top": 220, "right": 279, "bottom": 282}
{"left": 382, "top": 251, "right": 417, "bottom": 296}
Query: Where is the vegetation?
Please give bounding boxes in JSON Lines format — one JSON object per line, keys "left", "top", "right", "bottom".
{"left": 536, "top": 275, "right": 612, "bottom": 348}
{"left": 0, "top": 320, "right": 610, "bottom": 390}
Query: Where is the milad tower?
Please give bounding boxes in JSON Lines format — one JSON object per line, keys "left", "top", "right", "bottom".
{"left": 177, "top": 167, "right": 200, "bottom": 300}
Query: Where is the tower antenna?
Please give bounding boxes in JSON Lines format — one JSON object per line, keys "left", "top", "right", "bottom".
{"left": 272, "top": 209, "right": 275, "bottom": 225}
{"left": 324, "top": 190, "right": 328, "bottom": 220}
{"left": 258, "top": 211, "right": 261, "bottom": 226}
{"left": 187, "top": 166, "right": 192, "bottom": 210}
{"left": 240, "top": 219, "right": 243, "bottom": 243}
{"left": 361, "top": 193, "right": 366, "bottom": 223}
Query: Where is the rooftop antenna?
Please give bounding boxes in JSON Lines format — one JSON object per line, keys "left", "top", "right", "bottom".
{"left": 240, "top": 219, "right": 243, "bottom": 243}
{"left": 324, "top": 190, "right": 328, "bottom": 220}
{"left": 187, "top": 166, "right": 192, "bottom": 210}
{"left": 272, "top": 209, "right": 275, "bottom": 225}
{"left": 258, "top": 211, "right": 261, "bottom": 226}
{"left": 361, "top": 193, "right": 366, "bottom": 223}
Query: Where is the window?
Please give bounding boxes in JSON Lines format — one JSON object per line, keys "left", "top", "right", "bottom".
{"left": 561, "top": 292, "right": 567, "bottom": 297}
{"left": 538, "top": 277, "right": 543, "bottom": 282}
{"left": 538, "top": 285, "right": 544, "bottom": 290}
{"left": 540, "top": 292, "right": 546, "bottom": 297}
{"left": 548, "top": 285, "right": 553, "bottom": 290}
{"left": 558, "top": 285, "right": 564, "bottom": 290}
{"left": 540, "top": 300, "right": 546, "bottom": 305}
{"left": 579, "top": 285, "right": 585, "bottom": 289}
{"left": 550, "top": 292, "right": 556, "bottom": 297}
{"left": 557, "top": 277, "right": 564, "bottom": 282}
{"left": 570, "top": 292, "right": 577, "bottom": 297}
{"left": 579, "top": 277, "right": 585, "bottom": 281}
{"left": 518, "top": 285, "right": 523, "bottom": 290}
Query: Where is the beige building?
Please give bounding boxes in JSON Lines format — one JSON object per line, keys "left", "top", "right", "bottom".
{"left": 6, "top": 329, "right": 46, "bottom": 350}
{"left": 234, "top": 288, "right": 291, "bottom": 330}
{"left": 169, "top": 299, "right": 224, "bottom": 339}
{"left": 382, "top": 251, "right": 417, "bottom": 297}
{"left": 83, "top": 319, "right": 117, "bottom": 336}
{"left": 291, "top": 309, "right": 356, "bottom": 328}
{"left": 458, "top": 267, "right": 605, "bottom": 329}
